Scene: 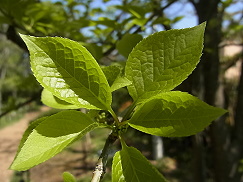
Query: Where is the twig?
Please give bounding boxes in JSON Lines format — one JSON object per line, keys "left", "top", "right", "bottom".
{"left": 6, "top": 25, "right": 28, "bottom": 51}
{"left": 91, "top": 132, "right": 118, "bottom": 182}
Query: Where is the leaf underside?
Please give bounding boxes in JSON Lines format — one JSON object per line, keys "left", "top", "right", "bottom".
{"left": 41, "top": 89, "right": 80, "bottom": 109}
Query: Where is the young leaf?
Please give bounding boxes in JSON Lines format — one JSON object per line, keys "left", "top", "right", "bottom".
{"left": 10, "top": 110, "right": 99, "bottom": 171}
{"left": 125, "top": 23, "right": 206, "bottom": 103}
{"left": 112, "top": 140, "right": 167, "bottom": 182}
{"left": 20, "top": 34, "right": 112, "bottom": 110}
{"left": 102, "top": 65, "right": 132, "bottom": 92}
{"left": 63, "top": 172, "right": 77, "bottom": 182}
{"left": 128, "top": 91, "right": 227, "bottom": 137}
{"left": 111, "top": 77, "right": 132, "bottom": 92}
{"left": 41, "top": 89, "right": 80, "bottom": 109}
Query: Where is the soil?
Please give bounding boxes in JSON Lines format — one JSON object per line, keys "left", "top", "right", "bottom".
{"left": 0, "top": 106, "right": 95, "bottom": 182}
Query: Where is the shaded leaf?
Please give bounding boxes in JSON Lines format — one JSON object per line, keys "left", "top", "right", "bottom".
{"left": 81, "top": 42, "right": 103, "bottom": 61}
{"left": 102, "top": 65, "right": 132, "bottom": 92}
{"left": 116, "top": 34, "right": 143, "bottom": 58}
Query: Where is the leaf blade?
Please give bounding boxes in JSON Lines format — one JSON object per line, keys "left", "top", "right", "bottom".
{"left": 20, "top": 34, "right": 112, "bottom": 110}
{"left": 116, "top": 33, "right": 143, "bottom": 58}
{"left": 125, "top": 23, "right": 206, "bottom": 102}
{"left": 128, "top": 91, "right": 227, "bottom": 137}
{"left": 63, "top": 172, "right": 77, "bottom": 182}
{"left": 41, "top": 89, "right": 80, "bottom": 109}
{"left": 10, "top": 110, "right": 99, "bottom": 171}
{"left": 102, "top": 65, "right": 132, "bottom": 92}
{"left": 112, "top": 141, "right": 167, "bottom": 182}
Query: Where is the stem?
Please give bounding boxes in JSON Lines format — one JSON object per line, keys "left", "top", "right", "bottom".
{"left": 91, "top": 132, "right": 118, "bottom": 182}
{"left": 109, "top": 109, "right": 120, "bottom": 125}
{"left": 121, "top": 101, "right": 137, "bottom": 123}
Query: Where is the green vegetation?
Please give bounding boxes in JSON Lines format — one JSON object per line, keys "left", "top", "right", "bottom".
{"left": 9, "top": 23, "right": 226, "bottom": 181}
{"left": 0, "top": 0, "right": 242, "bottom": 181}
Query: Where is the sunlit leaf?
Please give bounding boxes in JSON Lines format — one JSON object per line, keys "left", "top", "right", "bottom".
{"left": 125, "top": 23, "right": 206, "bottom": 103}
{"left": 128, "top": 91, "right": 227, "bottom": 137}
{"left": 20, "top": 34, "right": 112, "bottom": 110}
{"left": 63, "top": 172, "right": 77, "bottom": 182}
{"left": 10, "top": 110, "right": 99, "bottom": 171}
{"left": 112, "top": 140, "right": 167, "bottom": 182}
{"left": 41, "top": 89, "right": 80, "bottom": 109}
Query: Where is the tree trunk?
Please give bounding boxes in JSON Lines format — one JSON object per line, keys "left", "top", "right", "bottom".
{"left": 230, "top": 53, "right": 243, "bottom": 181}
{"left": 191, "top": 134, "right": 206, "bottom": 182}
{"left": 190, "top": 1, "right": 231, "bottom": 181}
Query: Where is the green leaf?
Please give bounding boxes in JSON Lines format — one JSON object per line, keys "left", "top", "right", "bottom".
{"left": 63, "top": 172, "right": 77, "bottom": 182}
{"left": 20, "top": 34, "right": 112, "bottom": 110}
{"left": 95, "top": 17, "right": 117, "bottom": 28}
{"left": 13, "top": 117, "right": 47, "bottom": 157}
{"left": 111, "top": 77, "right": 132, "bottom": 92}
{"left": 112, "top": 140, "right": 167, "bottom": 182}
{"left": 128, "top": 91, "right": 227, "bottom": 137}
{"left": 10, "top": 110, "right": 99, "bottom": 171}
{"left": 81, "top": 42, "right": 103, "bottom": 61}
{"left": 116, "top": 34, "right": 143, "bottom": 58}
{"left": 41, "top": 89, "right": 80, "bottom": 109}
{"left": 102, "top": 65, "right": 132, "bottom": 92}
{"left": 125, "top": 23, "right": 206, "bottom": 103}
{"left": 102, "top": 65, "right": 122, "bottom": 86}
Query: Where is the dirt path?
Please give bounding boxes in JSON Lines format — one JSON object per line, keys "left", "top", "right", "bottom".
{"left": 0, "top": 107, "right": 50, "bottom": 182}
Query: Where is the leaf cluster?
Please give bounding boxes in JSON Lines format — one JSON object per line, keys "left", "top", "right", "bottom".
{"left": 10, "top": 23, "right": 227, "bottom": 181}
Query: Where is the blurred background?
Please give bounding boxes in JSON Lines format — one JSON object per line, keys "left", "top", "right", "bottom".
{"left": 0, "top": 0, "right": 242, "bottom": 181}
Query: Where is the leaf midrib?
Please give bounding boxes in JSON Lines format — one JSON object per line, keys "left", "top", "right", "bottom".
{"left": 131, "top": 113, "right": 221, "bottom": 122}
{"left": 122, "top": 146, "right": 153, "bottom": 181}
